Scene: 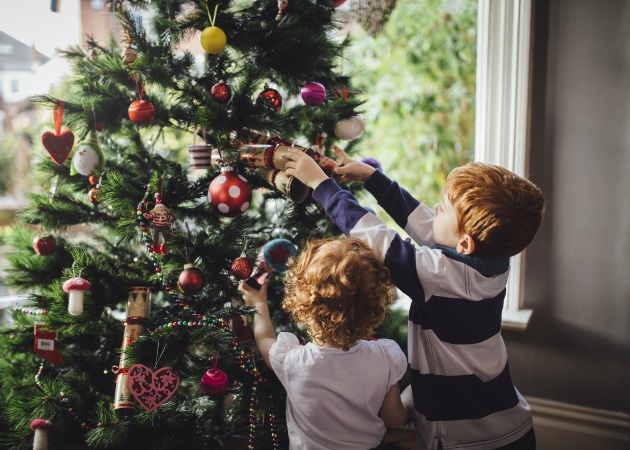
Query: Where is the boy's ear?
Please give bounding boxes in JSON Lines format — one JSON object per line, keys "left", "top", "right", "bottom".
{"left": 456, "top": 234, "right": 475, "bottom": 255}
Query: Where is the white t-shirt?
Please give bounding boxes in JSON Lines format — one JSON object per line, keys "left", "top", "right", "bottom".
{"left": 269, "top": 332, "right": 408, "bottom": 450}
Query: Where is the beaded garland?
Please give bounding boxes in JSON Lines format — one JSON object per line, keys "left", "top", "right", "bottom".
{"left": 13, "top": 185, "right": 281, "bottom": 447}
{"left": 137, "top": 184, "right": 280, "bottom": 449}
{"left": 35, "top": 359, "right": 93, "bottom": 431}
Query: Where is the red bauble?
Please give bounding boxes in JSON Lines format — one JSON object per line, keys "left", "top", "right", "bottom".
{"left": 128, "top": 99, "right": 155, "bottom": 125}
{"left": 208, "top": 168, "right": 252, "bottom": 217}
{"left": 88, "top": 187, "right": 100, "bottom": 204}
{"left": 177, "top": 264, "right": 205, "bottom": 295}
{"left": 33, "top": 235, "right": 56, "bottom": 256}
{"left": 300, "top": 81, "right": 327, "bottom": 106}
{"left": 200, "top": 368, "right": 229, "bottom": 396}
{"left": 231, "top": 254, "right": 253, "bottom": 280}
{"left": 257, "top": 85, "right": 282, "bottom": 112}
{"left": 211, "top": 81, "right": 232, "bottom": 104}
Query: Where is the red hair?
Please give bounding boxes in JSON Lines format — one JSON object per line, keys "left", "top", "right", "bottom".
{"left": 446, "top": 162, "right": 545, "bottom": 257}
{"left": 283, "top": 237, "right": 394, "bottom": 351}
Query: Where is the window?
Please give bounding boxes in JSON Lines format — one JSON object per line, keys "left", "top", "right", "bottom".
{"left": 475, "top": 0, "right": 533, "bottom": 330}
{"left": 10, "top": 79, "right": 18, "bottom": 93}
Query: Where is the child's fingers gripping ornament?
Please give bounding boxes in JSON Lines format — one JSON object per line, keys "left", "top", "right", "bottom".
{"left": 201, "top": 4, "right": 227, "bottom": 54}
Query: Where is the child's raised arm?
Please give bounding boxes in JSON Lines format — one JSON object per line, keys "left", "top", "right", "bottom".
{"left": 331, "top": 145, "right": 376, "bottom": 183}
{"left": 239, "top": 280, "right": 276, "bottom": 369}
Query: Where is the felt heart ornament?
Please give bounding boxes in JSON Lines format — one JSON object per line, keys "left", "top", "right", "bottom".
{"left": 127, "top": 364, "right": 180, "bottom": 412}
{"left": 42, "top": 130, "right": 75, "bottom": 165}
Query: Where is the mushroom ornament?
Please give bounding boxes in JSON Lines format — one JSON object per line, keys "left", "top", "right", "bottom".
{"left": 62, "top": 277, "right": 91, "bottom": 315}
{"left": 30, "top": 419, "right": 54, "bottom": 450}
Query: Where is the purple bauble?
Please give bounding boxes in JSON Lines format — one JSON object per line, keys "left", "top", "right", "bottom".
{"left": 361, "top": 157, "right": 383, "bottom": 172}
{"left": 301, "top": 81, "right": 327, "bottom": 106}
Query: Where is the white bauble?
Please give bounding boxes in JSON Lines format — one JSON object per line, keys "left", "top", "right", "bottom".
{"left": 334, "top": 115, "right": 366, "bottom": 141}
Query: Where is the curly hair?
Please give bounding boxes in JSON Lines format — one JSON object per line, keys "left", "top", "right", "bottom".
{"left": 446, "top": 162, "right": 545, "bottom": 258}
{"left": 283, "top": 237, "right": 394, "bottom": 351}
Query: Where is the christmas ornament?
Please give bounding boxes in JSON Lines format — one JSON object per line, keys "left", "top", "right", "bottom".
{"left": 114, "top": 287, "right": 151, "bottom": 410}
{"left": 361, "top": 156, "right": 383, "bottom": 172}
{"left": 334, "top": 115, "right": 365, "bottom": 140}
{"left": 121, "top": 46, "right": 138, "bottom": 65}
{"left": 211, "top": 80, "right": 232, "bottom": 103}
{"left": 200, "top": 4, "right": 226, "bottom": 54}
{"left": 87, "top": 174, "right": 101, "bottom": 204}
{"left": 276, "top": 0, "right": 288, "bottom": 21}
{"left": 62, "top": 277, "right": 91, "bottom": 316}
{"left": 231, "top": 253, "right": 253, "bottom": 280}
{"left": 257, "top": 84, "right": 283, "bottom": 112}
{"left": 88, "top": 187, "right": 100, "bottom": 204}
{"left": 41, "top": 101, "right": 74, "bottom": 166}
{"left": 353, "top": 0, "right": 397, "bottom": 37}
{"left": 263, "top": 238, "right": 297, "bottom": 272}
{"left": 301, "top": 81, "right": 327, "bottom": 106}
{"left": 177, "top": 264, "right": 205, "bottom": 295}
{"left": 245, "top": 249, "right": 271, "bottom": 290}
{"left": 127, "top": 363, "right": 180, "bottom": 412}
{"left": 256, "top": 167, "right": 310, "bottom": 204}
{"left": 30, "top": 418, "right": 54, "bottom": 450}
{"left": 208, "top": 167, "right": 252, "bottom": 217}
{"left": 70, "top": 130, "right": 105, "bottom": 176}
{"left": 106, "top": 0, "right": 124, "bottom": 12}
{"left": 34, "top": 323, "right": 63, "bottom": 365}
{"left": 187, "top": 144, "right": 215, "bottom": 170}
{"left": 32, "top": 235, "right": 56, "bottom": 256}
{"left": 128, "top": 99, "right": 155, "bottom": 125}
{"left": 201, "top": 368, "right": 228, "bottom": 395}
{"left": 142, "top": 194, "right": 175, "bottom": 254}
{"left": 201, "top": 350, "right": 228, "bottom": 395}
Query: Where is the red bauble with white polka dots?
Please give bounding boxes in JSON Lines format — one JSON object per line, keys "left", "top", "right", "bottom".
{"left": 208, "top": 167, "right": 252, "bottom": 217}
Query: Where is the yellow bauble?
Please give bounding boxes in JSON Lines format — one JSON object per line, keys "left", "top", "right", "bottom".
{"left": 200, "top": 26, "right": 227, "bottom": 54}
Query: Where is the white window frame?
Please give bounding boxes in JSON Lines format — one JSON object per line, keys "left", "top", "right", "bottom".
{"left": 474, "top": 0, "right": 534, "bottom": 330}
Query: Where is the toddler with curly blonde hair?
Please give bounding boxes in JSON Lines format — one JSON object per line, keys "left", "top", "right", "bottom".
{"left": 240, "top": 236, "right": 408, "bottom": 450}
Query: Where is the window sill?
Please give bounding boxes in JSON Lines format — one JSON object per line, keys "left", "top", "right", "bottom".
{"left": 501, "top": 308, "right": 533, "bottom": 331}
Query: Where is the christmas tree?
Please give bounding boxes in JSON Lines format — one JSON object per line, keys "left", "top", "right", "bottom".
{"left": 0, "top": 0, "right": 384, "bottom": 448}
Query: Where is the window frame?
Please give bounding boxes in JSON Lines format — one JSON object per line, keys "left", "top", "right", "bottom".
{"left": 474, "top": 0, "right": 534, "bottom": 330}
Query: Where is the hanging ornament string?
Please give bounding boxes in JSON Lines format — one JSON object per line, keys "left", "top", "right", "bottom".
{"left": 135, "top": 75, "right": 145, "bottom": 101}
{"left": 53, "top": 101, "right": 65, "bottom": 136}
{"left": 206, "top": 3, "right": 219, "bottom": 27}
{"left": 155, "top": 342, "right": 167, "bottom": 369}
{"left": 212, "top": 348, "right": 220, "bottom": 370}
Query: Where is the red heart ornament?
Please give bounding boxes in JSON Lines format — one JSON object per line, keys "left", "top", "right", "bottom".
{"left": 42, "top": 130, "right": 75, "bottom": 166}
{"left": 127, "top": 364, "right": 180, "bottom": 412}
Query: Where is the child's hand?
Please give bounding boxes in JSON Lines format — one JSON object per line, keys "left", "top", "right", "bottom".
{"left": 239, "top": 279, "right": 269, "bottom": 307}
{"left": 284, "top": 149, "right": 329, "bottom": 189}
{"left": 332, "top": 145, "right": 376, "bottom": 183}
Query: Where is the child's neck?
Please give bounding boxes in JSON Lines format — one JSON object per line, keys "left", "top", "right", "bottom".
{"left": 314, "top": 339, "right": 359, "bottom": 349}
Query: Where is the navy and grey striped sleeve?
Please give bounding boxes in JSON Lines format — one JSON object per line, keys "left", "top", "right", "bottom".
{"left": 364, "top": 171, "right": 435, "bottom": 247}
{"left": 312, "top": 179, "right": 443, "bottom": 302}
